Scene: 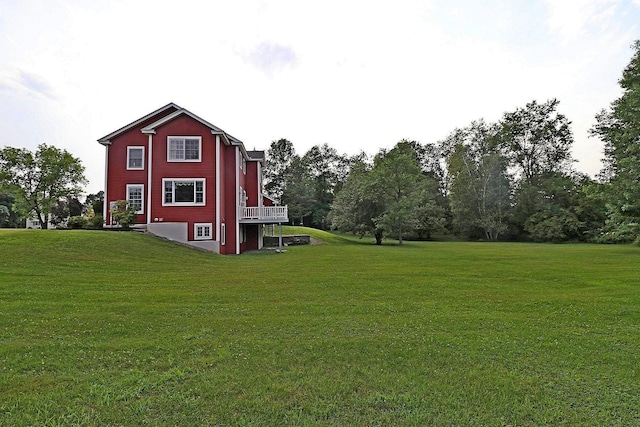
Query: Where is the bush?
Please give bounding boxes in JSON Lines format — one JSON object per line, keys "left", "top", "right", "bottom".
{"left": 110, "top": 200, "right": 138, "bottom": 229}
{"left": 67, "top": 216, "right": 87, "bottom": 229}
{"left": 86, "top": 214, "right": 104, "bottom": 229}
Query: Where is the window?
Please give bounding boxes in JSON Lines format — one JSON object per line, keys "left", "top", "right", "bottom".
{"left": 168, "top": 137, "right": 201, "bottom": 162}
{"left": 194, "top": 223, "right": 212, "bottom": 240}
{"left": 239, "top": 187, "right": 247, "bottom": 208}
{"left": 221, "top": 223, "right": 226, "bottom": 245}
{"left": 162, "top": 179, "right": 205, "bottom": 206}
{"left": 241, "top": 157, "right": 246, "bottom": 174}
{"left": 126, "top": 184, "right": 144, "bottom": 214}
{"left": 127, "top": 147, "right": 144, "bottom": 170}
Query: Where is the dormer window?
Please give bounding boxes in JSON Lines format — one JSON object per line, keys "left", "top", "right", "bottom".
{"left": 168, "top": 137, "right": 201, "bottom": 162}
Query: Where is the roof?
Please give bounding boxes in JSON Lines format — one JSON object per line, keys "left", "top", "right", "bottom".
{"left": 247, "top": 150, "right": 265, "bottom": 161}
{"left": 97, "top": 102, "right": 180, "bottom": 145}
{"left": 97, "top": 103, "right": 257, "bottom": 160}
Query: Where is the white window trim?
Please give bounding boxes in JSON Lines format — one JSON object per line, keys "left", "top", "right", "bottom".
{"left": 162, "top": 178, "right": 206, "bottom": 206}
{"left": 167, "top": 136, "right": 202, "bottom": 162}
{"left": 126, "top": 146, "right": 145, "bottom": 170}
{"left": 126, "top": 184, "right": 144, "bottom": 214}
{"left": 194, "top": 223, "right": 213, "bottom": 240}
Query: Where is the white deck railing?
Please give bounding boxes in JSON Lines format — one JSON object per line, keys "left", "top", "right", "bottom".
{"left": 241, "top": 206, "right": 288, "bottom": 221}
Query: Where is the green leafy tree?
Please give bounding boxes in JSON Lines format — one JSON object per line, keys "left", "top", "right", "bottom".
{"left": 330, "top": 160, "right": 385, "bottom": 244}
{"left": 84, "top": 191, "right": 104, "bottom": 216}
{"left": 0, "top": 144, "right": 86, "bottom": 229}
{"left": 331, "top": 143, "right": 446, "bottom": 245}
{"left": 264, "top": 138, "right": 296, "bottom": 203}
{"left": 0, "top": 194, "right": 22, "bottom": 228}
{"left": 591, "top": 40, "right": 640, "bottom": 243}
{"left": 443, "top": 121, "right": 512, "bottom": 240}
{"left": 302, "top": 144, "right": 348, "bottom": 229}
{"left": 0, "top": 205, "right": 9, "bottom": 227}
{"left": 499, "top": 99, "right": 574, "bottom": 183}
{"left": 371, "top": 142, "right": 429, "bottom": 245}
{"left": 281, "top": 157, "right": 314, "bottom": 226}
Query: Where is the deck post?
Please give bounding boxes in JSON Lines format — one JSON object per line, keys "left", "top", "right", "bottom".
{"left": 278, "top": 222, "right": 283, "bottom": 253}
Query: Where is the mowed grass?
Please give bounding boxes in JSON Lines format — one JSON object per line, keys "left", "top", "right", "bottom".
{"left": 1, "top": 229, "right": 639, "bottom": 426}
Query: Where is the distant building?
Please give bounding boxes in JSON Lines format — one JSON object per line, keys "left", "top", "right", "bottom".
{"left": 25, "top": 215, "right": 55, "bottom": 229}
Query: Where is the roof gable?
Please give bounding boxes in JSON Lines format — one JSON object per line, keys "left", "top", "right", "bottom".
{"left": 97, "top": 102, "right": 255, "bottom": 161}
{"left": 97, "top": 102, "right": 180, "bottom": 145}
{"left": 141, "top": 108, "right": 226, "bottom": 135}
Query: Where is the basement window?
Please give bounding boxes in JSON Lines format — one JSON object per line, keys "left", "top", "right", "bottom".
{"left": 194, "top": 223, "right": 212, "bottom": 240}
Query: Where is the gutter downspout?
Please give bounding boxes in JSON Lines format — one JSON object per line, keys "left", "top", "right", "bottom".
{"left": 235, "top": 147, "right": 240, "bottom": 255}
{"left": 103, "top": 144, "right": 109, "bottom": 224}
{"left": 215, "top": 134, "right": 221, "bottom": 253}
{"left": 146, "top": 134, "right": 153, "bottom": 225}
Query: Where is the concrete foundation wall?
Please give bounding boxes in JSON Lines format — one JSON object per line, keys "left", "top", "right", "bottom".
{"left": 147, "top": 222, "right": 220, "bottom": 253}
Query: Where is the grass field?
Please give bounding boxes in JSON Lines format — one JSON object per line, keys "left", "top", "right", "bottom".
{"left": 1, "top": 228, "right": 639, "bottom": 426}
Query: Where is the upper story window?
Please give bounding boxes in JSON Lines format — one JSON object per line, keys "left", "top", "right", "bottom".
{"left": 127, "top": 147, "right": 144, "bottom": 170}
{"left": 168, "top": 137, "right": 201, "bottom": 162}
{"left": 241, "top": 157, "right": 246, "bottom": 174}
{"left": 163, "top": 178, "right": 205, "bottom": 206}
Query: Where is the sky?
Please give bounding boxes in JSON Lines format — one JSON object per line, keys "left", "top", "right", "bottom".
{"left": 1, "top": 0, "right": 639, "bottom": 195}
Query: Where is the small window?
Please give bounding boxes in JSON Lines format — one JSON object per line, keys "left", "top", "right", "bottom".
{"left": 168, "top": 137, "right": 201, "bottom": 162}
{"left": 242, "top": 157, "right": 247, "bottom": 174}
{"left": 194, "top": 223, "right": 212, "bottom": 240}
{"left": 221, "top": 223, "right": 226, "bottom": 245}
{"left": 162, "top": 179, "right": 205, "bottom": 206}
{"left": 126, "top": 184, "right": 144, "bottom": 214}
{"left": 127, "top": 147, "right": 144, "bottom": 170}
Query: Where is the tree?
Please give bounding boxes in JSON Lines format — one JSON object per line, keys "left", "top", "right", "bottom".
{"left": 301, "top": 144, "right": 352, "bottom": 229}
{"left": 330, "top": 159, "right": 385, "bottom": 244}
{"left": 407, "top": 140, "right": 448, "bottom": 239}
{"left": 0, "top": 144, "right": 86, "bottom": 229}
{"left": 371, "top": 142, "right": 429, "bottom": 245}
{"left": 0, "top": 193, "right": 22, "bottom": 228}
{"left": 85, "top": 191, "right": 104, "bottom": 216}
{"left": 281, "top": 157, "right": 315, "bottom": 226}
{"left": 443, "top": 121, "right": 512, "bottom": 240}
{"left": 0, "top": 205, "right": 9, "bottom": 227}
{"left": 499, "top": 99, "right": 574, "bottom": 184}
{"left": 591, "top": 40, "right": 640, "bottom": 243}
{"left": 263, "top": 138, "right": 296, "bottom": 203}
{"left": 49, "top": 196, "right": 83, "bottom": 227}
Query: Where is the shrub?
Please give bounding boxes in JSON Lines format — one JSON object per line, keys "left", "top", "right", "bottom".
{"left": 67, "top": 216, "right": 87, "bottom": 229}
{"left": 110, "top": 200, "right": 138, "bottom": 229}
{"left": 86, "top": 214, "right": 104, "bottom": 229}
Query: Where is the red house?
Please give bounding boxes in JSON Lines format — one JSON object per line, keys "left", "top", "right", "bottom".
{"left": 98, "top": 103, "right": 288, "bottom": 254}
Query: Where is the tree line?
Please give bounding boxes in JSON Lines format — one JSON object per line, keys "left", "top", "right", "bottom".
{"left": 264, "top": 40, "right": 640, "bottom": 245}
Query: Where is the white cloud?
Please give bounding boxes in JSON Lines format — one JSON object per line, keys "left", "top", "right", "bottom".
{"left": 544, "top": 0, "right": 622, "bottom": 44}
{"left": 242, "top": 42, "right": 298, "bottom": 77}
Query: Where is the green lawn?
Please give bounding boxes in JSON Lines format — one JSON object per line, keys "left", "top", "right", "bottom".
{"left": 1, "top": 229, "right": 639, "bottom": 426}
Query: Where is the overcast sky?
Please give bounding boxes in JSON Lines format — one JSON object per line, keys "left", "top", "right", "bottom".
{"left": 1, "top": 0, "right": 639, "bottom": 194}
